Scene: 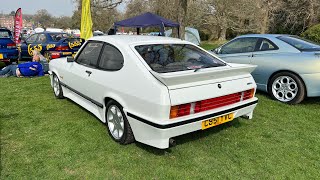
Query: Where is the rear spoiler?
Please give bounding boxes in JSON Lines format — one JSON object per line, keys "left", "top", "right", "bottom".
{"left": 150, "top": 63, "right": 257, "bottom": 88}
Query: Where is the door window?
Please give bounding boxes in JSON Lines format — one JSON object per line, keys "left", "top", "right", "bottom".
{"left": 26, "top": 34, "right": 38, "bottom": 43}
{"left": 220, "top": 37, "right": 259, "bottom": 54}
{"left": 76, "top": 42, "right": 103, "bottom": 67}
{"left": 37, "top": 34, "right": 47, "bottom": 43}
{"left": 98, "top": 44, "right": 124, "bottom": 71}
{"left": 257, "top": 39, "right": 278, "bottom": 51}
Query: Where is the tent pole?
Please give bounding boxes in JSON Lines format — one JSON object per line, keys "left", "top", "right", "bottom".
{"left": 178, "top": 27, "right": 180, "bottom": 39}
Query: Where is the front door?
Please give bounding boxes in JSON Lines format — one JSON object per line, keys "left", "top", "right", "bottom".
{"left": 217, "top": 37, "right": 259, "bottom": 65}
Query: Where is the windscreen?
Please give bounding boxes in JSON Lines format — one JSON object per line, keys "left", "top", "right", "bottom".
{"left": 277, "top": 36, "right": 320, "bottom": 51}
{"left": 135, "top": 44, "right": 226, "bottom": 73}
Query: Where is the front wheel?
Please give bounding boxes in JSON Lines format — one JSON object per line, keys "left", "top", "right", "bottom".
{"left": 52, "top": 74, "right": 64, "bottom": 99}
{"left": 268, "top": 72, "right": 305, "bottom": 104}
{"left": 105, "top": 100, "right": 134, "bottom": 145}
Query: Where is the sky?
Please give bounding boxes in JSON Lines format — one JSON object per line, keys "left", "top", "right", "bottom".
{"left": 0, "top": 0, "right": 76, "bottom": 16}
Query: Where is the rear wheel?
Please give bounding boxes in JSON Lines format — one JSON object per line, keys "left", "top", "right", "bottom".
{"left": 52, "top": 74, "right": 64, "bottom": 99}
{"left": 105, "top": 100, "right": 134, "bottom": 145}
{"left": 268, "top": 72, "right": 305, "bottom": 104}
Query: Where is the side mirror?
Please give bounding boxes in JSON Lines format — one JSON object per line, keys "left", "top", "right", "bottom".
{"left": 67, "top": 56, "right": 74, "bottom": 62}
{"left": 213, "top": 48, "right": 221, "bottom": 54}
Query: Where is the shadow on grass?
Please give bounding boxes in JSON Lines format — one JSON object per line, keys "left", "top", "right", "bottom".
{"left": 174, "top": 118, "right": 242, "bottom": 145}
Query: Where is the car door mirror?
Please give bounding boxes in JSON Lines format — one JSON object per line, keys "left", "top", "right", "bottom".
{"left": 67, "top": 56, "right": 74, "bottom": 62}
{"left": 213, "top": 48, "right": 221, "bottom": 54}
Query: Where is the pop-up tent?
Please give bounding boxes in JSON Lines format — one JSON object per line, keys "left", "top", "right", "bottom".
{"left": 113, "top": 12, "right": 180, "bottom": 35}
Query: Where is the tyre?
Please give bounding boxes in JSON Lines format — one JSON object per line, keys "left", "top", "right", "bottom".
{"left": 52, "top": 74, "right": 64, "bottom": 99}
{"left": 268, "top": 72, "right": 305, "bottom": 104}
{"left": 105, "top": 100, "right": 135, "bottom": 145}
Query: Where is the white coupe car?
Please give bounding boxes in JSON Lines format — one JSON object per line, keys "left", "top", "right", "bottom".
{"left": 49, "top": 35, "right": 258, "bottom": 149}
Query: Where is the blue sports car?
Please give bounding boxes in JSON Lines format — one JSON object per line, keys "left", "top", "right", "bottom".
{"left": 0, "top": 27, "right": 19, "bottom": 65}
{"left": 20, "top": 32, "right": 84, "bottom": 61}
{"left": 212, "top": 34, "right": 320, "bottom": 104}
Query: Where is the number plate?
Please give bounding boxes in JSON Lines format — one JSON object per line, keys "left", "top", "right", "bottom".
{"left": 201, "top": 113, "right": 234, "bottom": 130}
{"left": 0, "top": 53, "right": 3, "bottom": 59}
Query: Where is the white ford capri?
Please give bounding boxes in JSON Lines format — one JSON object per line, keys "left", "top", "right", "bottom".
{"left": 49, "top": 35, "right": 258, "bottom": 149}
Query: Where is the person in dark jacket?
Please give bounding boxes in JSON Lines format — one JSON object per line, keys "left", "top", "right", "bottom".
{"left": 0, "top": 52, "right": 44, "bottom": 78}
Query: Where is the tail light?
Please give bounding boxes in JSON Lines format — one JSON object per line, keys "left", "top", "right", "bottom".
{"left": 51, "top": 52, "right": 61, "bottom": 59}
{"left": 7, "top": 43, "right": 16, "bottom": 49}
{"left": 169, "top": 88, "right": 255, "bottom": 119}
{"left": 55, "top": 45, "right": 69, "bottom": 51}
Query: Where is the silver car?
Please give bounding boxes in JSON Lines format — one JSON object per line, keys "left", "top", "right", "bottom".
{"left": 212, "top": 34, "right": 320, "bottom": 104}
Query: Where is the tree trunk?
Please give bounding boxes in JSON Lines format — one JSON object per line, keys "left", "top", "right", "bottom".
{"left": 176, "top": 0, "right": 188, "bottom": 40}
{"left": 260, "top": 10, "right": 269, "bottom": 34}
{"left": 218, "top": 25, "right": 227, "bottom": 41}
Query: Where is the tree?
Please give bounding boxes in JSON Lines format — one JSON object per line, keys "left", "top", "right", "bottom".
{"left": 54, "top": 16, "right": 73, "bottom": 29}
{"left": 10, "top": 11, "right": 15, "bottom": 16}
{"left": 33, "top": 9, "right": 54, "bottom": 28}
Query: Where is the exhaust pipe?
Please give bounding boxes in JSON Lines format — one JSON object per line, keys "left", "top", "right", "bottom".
{"left": 169, "top": 138, "right": 176, "bottom": 147}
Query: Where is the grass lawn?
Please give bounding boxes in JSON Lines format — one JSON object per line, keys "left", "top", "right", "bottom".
{"left": 1, "top": 44, "right": 320, "bottom": 179}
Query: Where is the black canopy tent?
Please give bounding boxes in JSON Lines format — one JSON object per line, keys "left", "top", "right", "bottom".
{"left": 113, "top": 12, "right": 180, "bottom": 36}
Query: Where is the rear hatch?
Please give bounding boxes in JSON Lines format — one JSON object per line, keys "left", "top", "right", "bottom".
{"left": 151, "top": 63, "right": 257, "bottom": 106}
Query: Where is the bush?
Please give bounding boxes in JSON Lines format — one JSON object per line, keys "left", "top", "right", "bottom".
{"left": 301, "top": 24, "right": 320, "bottom": 44}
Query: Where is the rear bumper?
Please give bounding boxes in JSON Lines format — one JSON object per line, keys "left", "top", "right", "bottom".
{"left": 126, "top": 98, "right": 258, "bottom": 149}
{"left": 300, "top": 73, "right": 320, "bottom": 97}
{"left": 0, "top": 49, "right": 19, "bottom": 62}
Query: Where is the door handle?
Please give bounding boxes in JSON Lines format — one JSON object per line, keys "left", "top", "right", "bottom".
{"left": 85, "top": 70, "right": 92, "bottom": 76}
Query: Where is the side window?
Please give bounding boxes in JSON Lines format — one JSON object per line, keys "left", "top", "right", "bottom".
{"left": 76, "top": 42, "right": 103, "bottom": 67}
{"left": 98, "top": 44, "right": 124, "bottom": 70}
{"left": 37, "top": 34, "right": 47, "bottom": 43}
{"left": 220, "top": 37, "right": 259, "bottom": 54}
{"left": 257, "top": 38, "right": 278, "bottom": 51}
{"left": 26, "top": 34, "right": 38, "bottom": 43}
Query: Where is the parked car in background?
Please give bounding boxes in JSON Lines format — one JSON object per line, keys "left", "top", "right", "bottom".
{"left": 211, "top": 34, "right": 320, "bottom": 104}
{"left": 20, "top": 32, "right": 84, "bottom": 61}
{"left": 49, "top": 35, "right": 258, "bottom": 149}
{"left": 0, "top": 27, "right": 19, "bottom": 66}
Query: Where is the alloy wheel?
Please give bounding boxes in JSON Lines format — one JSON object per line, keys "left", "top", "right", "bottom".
{"left": 272, "top": 76, "right": 298, "bottom": 102}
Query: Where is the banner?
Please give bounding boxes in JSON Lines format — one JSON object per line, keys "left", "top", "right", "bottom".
{"left": 80, "top": 0, "right": 93, "bottom": 40}
{"left": 14, "top": 8, "right": 23, "bottom": 44}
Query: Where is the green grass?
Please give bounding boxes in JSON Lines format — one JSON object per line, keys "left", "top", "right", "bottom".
{"left": 1, "top": 77, "right": 320, "bottom": 179}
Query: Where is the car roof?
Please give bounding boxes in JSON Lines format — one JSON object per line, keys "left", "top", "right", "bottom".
{"left": 89, "top": 35, "right": 187, "bottom": 45}
{"left": 237, "top": 34, "right": 289, "bottom": 38}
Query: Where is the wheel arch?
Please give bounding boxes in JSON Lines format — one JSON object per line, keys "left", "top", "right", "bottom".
{"left": 267, "top": 70, "right": 307, "bottom": 94}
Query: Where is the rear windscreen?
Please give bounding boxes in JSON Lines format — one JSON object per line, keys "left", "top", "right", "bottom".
{"left": 135, "top": 44, "right": 226, "bottom": 73}
{"left": 0, "top": 30, "right": 11, "bottom": 38}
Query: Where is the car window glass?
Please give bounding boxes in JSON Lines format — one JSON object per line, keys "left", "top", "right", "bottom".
{"left": 37, "top": 34, "right": 47, "bottom": 43}
{"left": 0, "top": 30, "right": 11, "bottom": 38}
{"left": 220, "top": 37, "right": 259, "bottom": 54}
{"left": 76, "top": 42, "right": 103, "bottom": 67}
{"left": 26, "top": 34, "right": 38, "bottom": 43}
{"left": 258, "top": 39, "right": 277, "bottom": 51}
{"left": 135, "top": 44, "right": 225, "bottom": 73}
{"left": 277, "top": 36, "right": 320, "bottom": 51}
{"left": 50, "top": 33, "right": 69, "bottom": 41}
{"left": 99, "top": 44, "right": 124, "bottom": 70}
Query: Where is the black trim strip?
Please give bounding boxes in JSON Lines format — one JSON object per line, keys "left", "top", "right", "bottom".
{"left": 60, "top": 82, "right": 104, "bottom": 108}
{"left": 127, "top": 100, "right": 258, "bottom": 129}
